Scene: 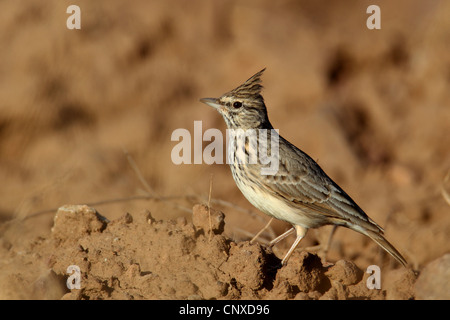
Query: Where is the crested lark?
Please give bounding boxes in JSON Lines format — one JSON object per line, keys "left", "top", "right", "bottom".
{"left": 200, "top": 68, "right": 407, "bottom": 267}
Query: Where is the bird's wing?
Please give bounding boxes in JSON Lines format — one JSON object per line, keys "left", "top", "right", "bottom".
{"left": 255, "top": 141, "right": 382, "bottom": 233}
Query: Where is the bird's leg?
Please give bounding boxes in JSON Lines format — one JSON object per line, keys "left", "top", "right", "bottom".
{"left": 250, "top": 217, "right": 274, "bottom": 244}
{"left": 281, "top": 225, "right": 308, "bottom": 266}
{"left": 324, "top": 225, "right": 337, "bottom": 255}
{"left": 269, "top": 227, "right": 295, "bottom": 247}
{"left": 304, "top": 225, "right": 338, "bottom": 257}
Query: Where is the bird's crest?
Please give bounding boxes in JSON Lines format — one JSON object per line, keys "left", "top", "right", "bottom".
{"left": 227, "top": 68, "right": 265, "bottom": 101}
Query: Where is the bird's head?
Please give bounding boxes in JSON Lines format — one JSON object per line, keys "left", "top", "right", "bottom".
{"left": 200, "top": 68, "right": 271, "bottom": 130}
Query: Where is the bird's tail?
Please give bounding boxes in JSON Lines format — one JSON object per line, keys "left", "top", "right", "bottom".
{"left": 363, "top": 228, "right": 408, "bottom": 267}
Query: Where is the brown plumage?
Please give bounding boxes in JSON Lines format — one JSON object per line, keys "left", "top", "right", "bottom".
{"left": 200, "top": 69, "right": 407, "bottom": 267}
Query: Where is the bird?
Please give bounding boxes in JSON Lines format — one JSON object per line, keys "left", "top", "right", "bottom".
{"left": 200, "top": 68, "right": 407, "bottom": 267}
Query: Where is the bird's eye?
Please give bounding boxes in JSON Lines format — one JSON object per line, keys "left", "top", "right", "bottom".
{"left": 233, "top": 101, "right": 242, "bottom": 108}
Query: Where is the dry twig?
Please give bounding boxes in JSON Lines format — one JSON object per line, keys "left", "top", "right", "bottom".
{"left": 441, "top": 169, "right": 450, "bottom": 206}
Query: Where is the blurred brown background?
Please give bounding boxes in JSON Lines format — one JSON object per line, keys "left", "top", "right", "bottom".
{"left": 0, "top": 0, "right": 449, "bottom": 278}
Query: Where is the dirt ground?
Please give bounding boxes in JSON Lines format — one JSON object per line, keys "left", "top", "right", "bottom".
{"left": 0, "top": 0, "right": 449, "bottom": 300}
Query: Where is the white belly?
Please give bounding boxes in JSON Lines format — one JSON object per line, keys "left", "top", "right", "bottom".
{"left": 234, "top": 177, "right": 317, "bottom": 229}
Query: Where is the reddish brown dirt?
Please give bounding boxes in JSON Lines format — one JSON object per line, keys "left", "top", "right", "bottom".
{"left": 0, "top": 204, "right": 420, "bottom": 299}
{"left": 0, "top": 0, "right": 449, "bottom": 300}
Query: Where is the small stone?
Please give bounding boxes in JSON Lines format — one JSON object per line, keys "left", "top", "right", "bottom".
{"left": 415, "top": 254, "right": 450, "bottom": 300}
{"left": 176, "top": 216, "right": 187, "bottom": 226}
{"left": 123, "top": 212, "right": 133, "bottom": 224}
{"left": 326, "top": 260, "right": 363, "bottom": 286}
{"left": 144, "top": 210, "right": 155, "bottom": 225}
{"left": 51, "top": 205, "right": 106, "bottom": 241}
{"left": 192, "top": 204, "right": 225, "bottom": 235}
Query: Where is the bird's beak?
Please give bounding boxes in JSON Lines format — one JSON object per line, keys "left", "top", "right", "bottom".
{"left": 200, "top": 97, "right": 221, "bottom": 109}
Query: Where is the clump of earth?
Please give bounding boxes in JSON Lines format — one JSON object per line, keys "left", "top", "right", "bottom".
{"left": 5, "top": 203, "right": 447, "bottom": 300}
